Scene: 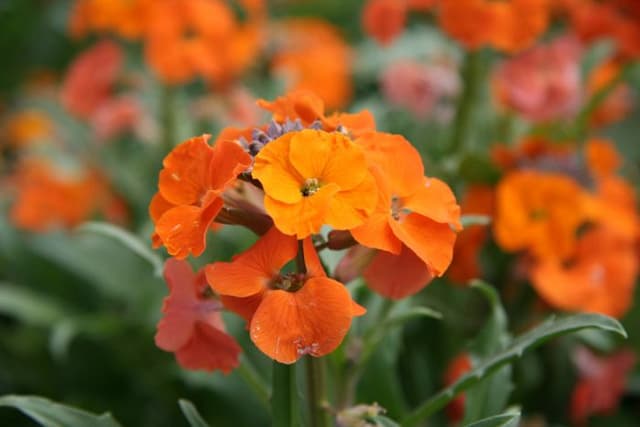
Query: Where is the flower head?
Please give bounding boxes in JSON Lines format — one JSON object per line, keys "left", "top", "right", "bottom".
{"left": 532, "top": 227, "right": 638, "bottom": 318}
{"left": 252, "top": 129, "right": 377, "bottom": 238}
{"left": 492, "top": 35, "right": 582, "bottom": 122}
{"left": 493, "top": 170, "right": 589, "bottom": 260}
{"left": 206, "top": 227, "right": 365, "bottom": 364}
{"left": 151, "top": 134, "right": 251, "bottom": 258}
{"left": 439, "top": 0, "right": 550, "bottom": 53}
{"left": 351, "top": 132, "right": 461, "bottom": 288}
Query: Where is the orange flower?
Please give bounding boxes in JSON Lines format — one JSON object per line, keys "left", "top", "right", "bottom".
{"left": 155, "top": 258, "right": 241, "bottom": 373}
{"left": 439, "top": 0, "right": 550, "bottom": 53}
{"left": 60, "top": 40, "right": 123, "bottom": 118}
{"left": 270, "top": 19, "right": 353, "bottom": 109}
{"left": 493, "top": 170, "right": 589, "bottom": 260}
{"left": 68, "top": 0, "right": 151, "bottom": 40}
{"left": 144, "top": 0, "right": 261, "bottom": 85}
{"left": 362, "top": 0, "right": 407, "bottom": 46}
{"left": 151, "top": 134, "right": 251, "bottom": 258}
{"left": 531, "top": 227, "right": 638, "bottom": 318}
{"left": 351, "top": 132, "right": 461, "bottom": 280}
{"left": 1, "top": 110, "right": 54, "bottom": 148}
{"left": 206, "top": 227, "right": 365, "bottom": 364}
{"left": 9, "top": 160, "right": 123, "bottom": 232}
{"left": 251, "top": 129, "right": 377, "bottom": 238}
{"left": 448, "top": 185, "right": 494, "bottom": 284}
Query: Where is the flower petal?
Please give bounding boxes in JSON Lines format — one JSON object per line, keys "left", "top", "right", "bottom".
{"left": 355, "top": 131, "right": 424, "bottom": 197}
{"left": 250, "top": 277, "right": 355, "bottom": 364}
{"left": 159, "top": 135, "right": 213, "bottom": 205}
{"left": 263, "top": 183, "right": 339, "bottom": 238}
{"left": 206, "top": 227, "right": 297, "bottom": 297}
{"left": 175, "top": 322, "right": 241, "bottom": 373}
{"left": 363, "top": 245, "right": 434, "bottom": 299}
{"left": 208, "top": 139, "right": 252, "bottom": 191}
{"left": 402, "top": 177, "right": 462, "bottom": 229}
{"left": 389, "top": 213, "right": 457, "bottom": 276}
{"left": 252, "top": 133, "right": 304, "bottom": 204}
{"left": 155, "top": 197, "right": 223, "bottom": 258}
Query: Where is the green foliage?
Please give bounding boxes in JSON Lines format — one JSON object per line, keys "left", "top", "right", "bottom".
{"left": 0, "top": 395, "right": 122, "bottom": 427}
{"left": 178, "top": 399, "right": 211, "bottom": 427}
{"left": 401, "top": 311, "right": 626, "bottom": 426}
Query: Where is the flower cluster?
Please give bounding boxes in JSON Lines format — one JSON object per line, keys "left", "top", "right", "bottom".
{"left": 489, "top": 138, "right": 639, "bottom": 318}
{"left": 151, "top": 90, "right": 461, "bottom": 367}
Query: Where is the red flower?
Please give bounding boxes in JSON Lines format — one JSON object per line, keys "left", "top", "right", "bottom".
{"left": 570, "top": 346, "right": 636, "bottom": 426}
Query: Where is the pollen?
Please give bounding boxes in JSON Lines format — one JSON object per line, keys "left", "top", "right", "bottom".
{"left": 301, "top": 177, "right": 321, "bottom": 197}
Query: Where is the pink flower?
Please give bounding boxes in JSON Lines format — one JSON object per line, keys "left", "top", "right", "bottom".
{"left": 493, "top": 35, "right": 582, "bottom": 122}
{"left": 380, "top": 59, "right": 460, "bottom": 121}
{"left": 155, "top": 258, "right": 241, "bottom": 373}
{"left": 90, "top": 95, "right": 142, "bottom": 141}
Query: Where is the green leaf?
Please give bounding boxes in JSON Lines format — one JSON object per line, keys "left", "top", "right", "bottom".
{"left": 461, "top": 215, "right": 492, "bottom": 228}
{"left": 370, "top": 415, "right": 401, "bottom": 427}
{"left": 178, "top": 399, "right": 211, "bottom": 427}
{"left": 0, "top": 395, "right": 122, "bottom": 427}
{"left": 464, "top": 410, "right": 521, "bottom": 427}
{"left": 0, "top": 282, "right": 65, "bottom": 326}
{"left": 380, "top": 306, "right": 443, "bottom": 329}
{"left": 463, "top": 281, "right": 512, "bottom": 423}
{"left": 77, "top": 221, "right": 164, "bottom": 276}
{"left": 400, "top": 313, "right": 626, "bottom": 427}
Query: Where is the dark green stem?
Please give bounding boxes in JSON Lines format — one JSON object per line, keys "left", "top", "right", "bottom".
{"left": 306, "top": 357, "right": 331, "bottom": 427}
{"left": 272, "top": 361, "right": 298, "bottom": 427}
{"left": 448, "top": 50, "right": 483, "bottom": 154}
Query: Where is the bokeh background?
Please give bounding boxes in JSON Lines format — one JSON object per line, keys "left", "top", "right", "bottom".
{"left": 1, "top": 1, "right": 640, "bottom": 426}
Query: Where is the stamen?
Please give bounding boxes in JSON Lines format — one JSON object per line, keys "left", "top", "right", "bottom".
{"left": 301, "top": 177, "right": 320, "bottom": 196}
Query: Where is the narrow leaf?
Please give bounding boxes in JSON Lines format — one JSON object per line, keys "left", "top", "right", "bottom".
{"left": 464, "top": 411, "right": 521, "bottom": 427}
{"left": 0, "top": 395, "right": 122, "bottom": 427}
{"left": 463, "top": 281, "right": 512, "bottom": 423}
{"left": 370, "top": 415, "right": 401, "bottom": 427}
{"left": 77, "top": 221, "right": 164, "bottom": 276}
{"left": 400, "top": 313, "right": 626, "bottom": 427}
{"left": 0, "top": 283, "right": 65, "bottom": 326}
{"left": 178, "top": 399, "right": 211, "bottom": 427}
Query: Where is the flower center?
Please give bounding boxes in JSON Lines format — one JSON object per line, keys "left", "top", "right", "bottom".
{"left": 301, "top": 177, "right": 321, "bottom": 197}
{"left": 271, "top": 273, "right": 306, "bottom": 292}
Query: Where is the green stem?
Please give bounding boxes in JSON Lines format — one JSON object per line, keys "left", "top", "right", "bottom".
{"left": 161, "top": 84, "right": 177, "bottom": 154}
{"left": 237, "top": 355, "right": 270, "bottom": 410}
{"left": 448, "top": 50, "right": 483, "bottom": 154}
{"left": 272, "top": 361, "right": 298, "bottom": 427}
{"left": 306, "top": 357, "right": 331, "bottom": 427}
